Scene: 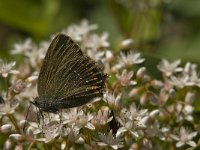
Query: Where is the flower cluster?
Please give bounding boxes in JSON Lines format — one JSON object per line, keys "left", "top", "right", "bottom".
{"left": 0, "top": 20, "right": 199, "bottom": 149}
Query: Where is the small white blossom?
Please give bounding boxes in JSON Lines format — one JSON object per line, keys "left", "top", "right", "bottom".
{"left": 104, "top": 91, "right": 122, "bottom": 109}
{"left": 98, "top": 130, "right": 124, "bottom": 149}
{"left": 169, "top": 75, "right": 189, "bottom": 88}
{"left": 171, "top": 127, "right": 197, "bottom": 148}
{"left": 60, "top": 126, "right": 84, "bottom": 144}
{"left": 10, "top": 38, "right": 33, "bottom": 54}
{"left": 87, "top": 50, "right": 105, "bottom": 61}
{"left": 0, "top": 98, "right": 19, "bottom": 116}
{"left": 116, "top": 69, "right": 136, "bottom": 86}
{"left": 188, "top": 70, "right": 200, "bottom": 87}
{"left": 113, "top": 51, "right": 145, "bottom": 70}
{"left": 117, "top": 104, "right": 152, "bottom": 138}
{"left": 63, "top": 108, "right": 94, "bottom": 130}
{"left": 0, "top": 60, "right": 19, "bottom": 77}
{"left": 183, "top": 62, "right": 197, "bottom": 75}
{"left": 157, "top": 59, "right": 183, "bottom": 76}
{"left": 10, "top": 80, "right": 27, "bottom": 94}
{"left": 64, "top": 20, "right": 98, "bottom": 42}
{"left": 43, "top": 121, "right": 60, "bottom": 143}
{"left": 92, "top": 107, "right": 112, "bottom": 126}
{"left": 84, "top": 32, "right": 109, "bottom": 50}
{"left": 25, "top": 48, "right": 45, "bottom": 68}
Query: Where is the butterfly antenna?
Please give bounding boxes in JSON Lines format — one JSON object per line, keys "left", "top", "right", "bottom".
{"left": 23, "top": 103, "right": 32, "bottom": 132}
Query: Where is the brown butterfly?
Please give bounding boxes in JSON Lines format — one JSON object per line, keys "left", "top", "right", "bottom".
{"left": 33, "top": 33, "right": 107, "bottom": 113}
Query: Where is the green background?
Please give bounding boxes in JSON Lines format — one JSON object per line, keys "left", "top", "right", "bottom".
{"left": 0, "top": 0, "right": 200, "bottom": 64}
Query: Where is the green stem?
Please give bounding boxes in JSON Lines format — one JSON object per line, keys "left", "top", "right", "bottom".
{"left": 8, "top": 114, "right": 21, "bottom": 133}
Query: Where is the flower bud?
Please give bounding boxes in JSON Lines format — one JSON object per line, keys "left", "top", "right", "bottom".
{"left": 136, "top": 67, "right": 146, "bottom": 79}
{"left": 0, "top": 124, "right": 12, "bottom": 133}
{"left": 9, "top": 134, "right": 25, "bottom": 141}
{"left": 3, "top": 139, "right": 12, "bottom": 150}
{"left": 151, "top": 80, "right": 164, "bottom": 89}
{"left": 120, "top": 39, "right": 134, "bottom": 48}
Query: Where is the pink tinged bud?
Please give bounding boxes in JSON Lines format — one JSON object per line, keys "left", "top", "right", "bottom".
{"left": 151, "top": 80, "right": 164, "bottom": 89}
{"left": 140, "top": 93, "right": 147, "bottom": 105}
{"left": 4, "top": 139, "right": 12, "bottom": 150}
{"left": 121, "top": 39, "right": 134, "bottom": 48}
{"left": 129, "top": 88, "right": 140, "bottom": 97}
{"left": 11, "top": 80, "right": 26, "bottom": 94}
{"left": 136, "top": 67, "right": 146, "bottom": 79}
{"left": 9, "top": 134, "right": 25, "bottom": 141}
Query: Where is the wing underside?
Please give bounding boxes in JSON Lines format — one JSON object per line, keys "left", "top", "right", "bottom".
{"left": 37, "top": 34, "right": 106, "bottom": 104}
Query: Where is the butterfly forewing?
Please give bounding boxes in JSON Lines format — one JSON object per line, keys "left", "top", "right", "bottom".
{"left": 38, "top": 34, "right": 84, "bottom": 99}
{"left": 37, "top": 33, "right": 106, "bottom": 110}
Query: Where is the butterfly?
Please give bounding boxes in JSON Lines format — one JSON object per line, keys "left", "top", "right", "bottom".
{"left": 32, "top": 33, "right": 107, "bottom": 113}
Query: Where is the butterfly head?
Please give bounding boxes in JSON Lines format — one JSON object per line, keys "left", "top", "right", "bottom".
{"left": 31, "top": 97, "right": 58, "bottom": 113}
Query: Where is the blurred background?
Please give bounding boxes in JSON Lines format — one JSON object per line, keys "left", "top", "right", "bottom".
{"left": 0, "top": 0, "right": 200, "bottom": 65}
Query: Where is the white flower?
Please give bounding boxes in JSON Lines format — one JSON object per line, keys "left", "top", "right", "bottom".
{"left": 169, "top": 75, "right": 189, "bottom": 88}
{"left": 10, "top": 38, "right": 33, "bottom": 54}
{"left": 62, "top": 108, "right": 94, "bottom": 130}
{"left": 87, "top": 50, "right": 105, "bottom": 61}
{"left": 43, "top": 121, "right": 60, "bottom": 143}
{"left": 116, "top": 121, "right": 139, "bottom": 138}
{"left": 113, "top": 51, "right": 145, "bottom": 70}
{"left": 98, "top": 130, "right": 124, "bottom": 149}
{"left": 183, "top": 62, "right": 197, "bottom": 75}
{"left": 188, "top": 70, "right": 200, "bottom": 87}
{"left": 171, "top": 127, "right": 197, "bottom": 148}
{"left": 0, "top": 60, "right": 19, "bottom": 77}
{"left": 104, "top": 91, "right": 122, "bottom": 109}
{"left": 10, "top": 80, "right": 27, "bottom": 94}
{"left": 25, "top": 48, "right": 45, "bottom": 69}
{"left": 64, "top": 20, "right": 98, "bottom": 42}
{"left": 0, "top": 97, "right": 19, "bottom": 116}
{"left": 117, "top": 104, "right": 152, "bottom": 138}
{"left": 116, "top": 69, "right": 136, "bottom": 86}
{"left": 60, "top": 126, "right": 84, "bottom": 144}
{"left": 157, "top": 59, "right": 182, "bottom": 76}
{"left": 84, "top": 32, "right": 109, "bottom": 50}
{"left": 92, "top": 107, "right": 112, "bottom": 126}
{"left": 128, "top": 103, "right": 148, "bottom": 126}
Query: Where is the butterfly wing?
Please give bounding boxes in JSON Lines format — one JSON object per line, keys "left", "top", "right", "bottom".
{"left": 53, "top": 56, "right": 107, "bottom": 108}
{"left": 38, "top": 34, "right": 106, "bottom": 107}
{"left": 38, "top": 34, "right": 84, "bottom": 100}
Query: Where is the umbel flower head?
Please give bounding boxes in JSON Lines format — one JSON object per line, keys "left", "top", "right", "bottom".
{"left": 0, "top": 20, "right": 199, "bottom": 149}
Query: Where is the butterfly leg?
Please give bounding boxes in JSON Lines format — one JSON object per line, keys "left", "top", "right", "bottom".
{"left": 59, "top": 110, "right": 62, "bottom": 125}
{"left": 38, "top": 109, "right": 45, "bottom": 130}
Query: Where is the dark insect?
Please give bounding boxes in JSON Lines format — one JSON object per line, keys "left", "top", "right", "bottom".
{"left": 33, "top": 33, "right": 107, "bottom": 113}
{"left": 108, "top": 110, "right": 120, "bottom": 135}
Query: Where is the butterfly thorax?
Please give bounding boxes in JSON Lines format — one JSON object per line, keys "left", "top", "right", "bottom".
{"left": 32, "top": 97, "right": 59, "bottom": 113}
